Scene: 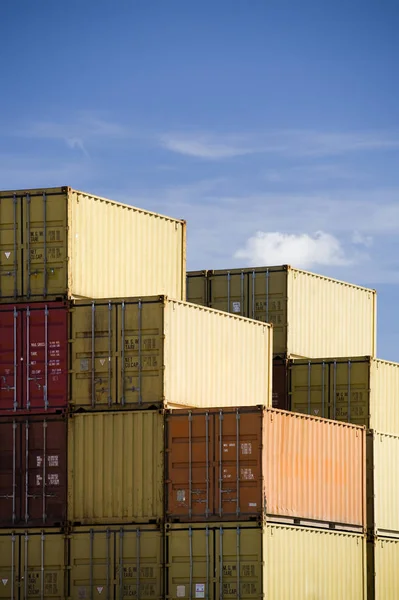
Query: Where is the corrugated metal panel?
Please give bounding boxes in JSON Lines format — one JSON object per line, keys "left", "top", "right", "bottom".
{"left": 70, "top": 297, "right": 272, "bottom": 410}
{"left": 0, "top": 186, "right": 186, "bottom": 302}
{"left": 0, "top": 415, "right": 67, "bottom": 527}
{"left": 290, "top": 357, "right": 399, "bottom": 434}
{"left": 264, "top": 524, "right": 366, "bottom": 600}
{"left": 165, "top": 300, "right": 272, "bottom": 409}
{"left": 186, "top": 266, "right": 376, "bottom": 358}
{"left": 0, "top": 529, "right": 65, "bottom": 599}
{"left": 263, "top": 409, "right": 366, "bottom": 529}
{"left": 68, "top": 525, "right": 163, "bottom": 599}
{"left": 165, "top": 523, "right": 366, "bottom": 599}
{"left": 370, "top": 359, "right": 399, "bottom": 434}
{"left": 373, "top": 537, "right": 399, "bottom": 599}
{"left": 371, "top": 431, "right": 399, "bottom": 535}
{"left": 287, "top": 267, "right": 376, "bottom": 358}
{"left": 68, "top": 411, "right": 163, "bottom": 524}
{"left": 0, "top": 302, "right": 68, "bottom": 414}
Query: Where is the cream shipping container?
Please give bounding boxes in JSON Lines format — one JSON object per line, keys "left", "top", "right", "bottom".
{"left": 0, "top": 186, "right": 186, "bottom": 302}
{"left": 186, "top": 265, "right": 376, "bottom": 358}
{"left": 165, "top": 522, "right": 366, "bottom": 599}
{"left": 290, "top": 356, "right": 399, "bottom": 434}
{"left": 69, "top": 296, "right": 272, "bottom": 411}
{"left": 368, "top": 431, "right": 399, "bottom": 536}
{"left": 368, "top": 537, "right": 399, "bottom": 600}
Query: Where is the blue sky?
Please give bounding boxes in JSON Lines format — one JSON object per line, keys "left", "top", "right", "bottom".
{"left": 1, "top": 1, "right": 399, "bottom": 359}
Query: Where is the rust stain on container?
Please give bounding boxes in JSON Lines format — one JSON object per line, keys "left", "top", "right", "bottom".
{"left": 0, "top": 302, "right": 68, "bottom": 414}
{"left": 0, "top": 415, "right": 67, "bottom": 527}
{"left": 166, "top": 407, "right": 366, "bottom": 529}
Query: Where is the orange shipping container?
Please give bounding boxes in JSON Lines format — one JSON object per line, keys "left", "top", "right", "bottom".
{"left": 165, "top": 407, "right": 366, "bottom": 530}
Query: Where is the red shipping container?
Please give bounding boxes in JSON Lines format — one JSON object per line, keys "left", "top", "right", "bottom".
{"left": 0, "top": 302, "right": 68, "bottom": 414}
{"left": 165, "top": 407, "right": 366, "bottom": 530}
{"left": 0, "top": 414, "right": 67, "bottom": 527}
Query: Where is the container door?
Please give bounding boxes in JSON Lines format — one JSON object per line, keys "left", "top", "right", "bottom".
{"left": 22, "top": 304, "right": 68, "bottom": 412}
{"left": 70, "top": 302, "right": 117, "bottom": 410}
{"left": 0, "top": 421, "right": 21, "bottom": 527}
{"left": 166, "top": 527, "right": 214, "bottom": 600}
{"left": 0, "top": 306, "right": 22, "bottom": 411}
{"left": 118, "top": 300, "right": 163, "bottom": 408}
{"left": 0, "top": 533, "right": 18, "bottom": 600}
{"left": 250, "top": 268, "right": 288, "bottom": 354}
{"left": 214, "top": 526, "right": 261, "bottom": 599}
{"left": 22, "top": 419, "right": 67, "bottom": 527}
{"left": 68, "top": 529, "right": 113, "bottom": 600}
{"left": 166, "top": 413, "right": 214, "bottom": 520}
{"left": 0, "top": 193, "right": 21, "bottom": 300}
{"left": 20, "top": 531, "right": 65, "bottom": 599}
{"left": 329, "top": 359, "right": 370, "bottom": 426}
{"left": 21, "top": 189, "right": 68, "bottom": 299}
{"left": 215, "top": 412, "right": 262, "bottom": 519}
{"left": 209, "top": 271, "right": 247, "bottom": 316}
{"left": 290, "top": 361, "right": 329, "bottom": 418}
{"left": 115, "top": 528, "right": 163, "bottom": 599}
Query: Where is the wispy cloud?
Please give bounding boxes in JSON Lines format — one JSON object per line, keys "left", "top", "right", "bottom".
{"left": 16, "top": 111, "right": 130, "bottom": 156}
{"left": 159, "top": 133, "right": 256, "bottom": 159}
{"left": 159, "top": 129, "right": 399, "bottom": 160}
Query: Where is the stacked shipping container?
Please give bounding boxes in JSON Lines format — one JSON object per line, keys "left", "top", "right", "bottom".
{"left": 164, "top": 407, "right": 367, "bottom": 597}
{"left": 187, "top": 265, "right": 383, "bottom": 599}
{"left": 271, "top": 356, "right": 399, "bottom": 598}
{"left": 0, "top": 186, "right": 184, "bottom": 598}
{"left": 0, "top": 189, "right": 390, "bottom": 597}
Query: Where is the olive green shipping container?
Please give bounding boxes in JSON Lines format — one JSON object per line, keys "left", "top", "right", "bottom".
{"left": 68, "top": 525, "right": 163, "bottom": 599}
{"left": 186, "top": 265, "right": 376, "bottom": 358}
{"left": 0, "top": 529, "right": 66, "bottom": 599}
{"left": 70, "top": 296, "right": 272, "bottom": 410}
{"left": 290, "top": 356, "right": 399, "bottom": 434}
{"left": 68, "top": 411, "right": 164, "bottom": 524}
{"left": 0, "top": 186, "right": 186, "bottom": 302}
{"left": 165, "top": 522, "right": 366, "bottom": 599}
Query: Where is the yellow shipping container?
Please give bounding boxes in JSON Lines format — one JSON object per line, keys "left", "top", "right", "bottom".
{"left": 0, "top": 186, "right": 186, "bottom": 302}
{"left": 368, "top": 537, "right": 399, "bottom": 599}
{"left": 290, "top": 356, "right": 399, "bottom": 433}
{"left": 369, "top": 431, "right": 399, "bottom": 536}
{"left": 68, "top": 525, "right": 163, "bottom": 599}
{"left": 70, "top": 296, "right": 272, "bottom": 410}
{"left": 0, "top": 529, "right": 65, "bottom": 599}
{"left": 165, "top": 523, "right": 366, "bottom": 599}
{"left": 68, "top": 411, "right": 164, "bottom": 524}
{"left": 186, "top": 265, "right": 376, "bottom": 358}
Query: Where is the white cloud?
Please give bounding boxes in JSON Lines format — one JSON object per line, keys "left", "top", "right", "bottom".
{"left": 159, "top": 129, "right": 399, "bottom": 160}
{"left": 235, "top": 231, "right": 353, "bottom": 269}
